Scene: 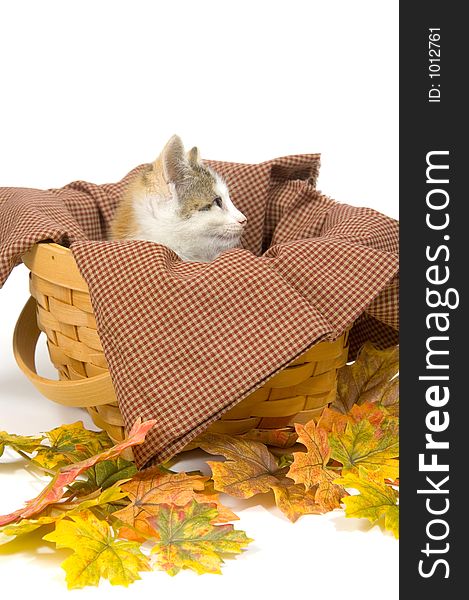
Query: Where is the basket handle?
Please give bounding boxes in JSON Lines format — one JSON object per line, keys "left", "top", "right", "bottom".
{"left": 13, "top": 297, "right": 117, "bottom": 408}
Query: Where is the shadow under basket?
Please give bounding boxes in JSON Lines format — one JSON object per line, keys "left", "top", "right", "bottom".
{"left": 13, "top": 243, "right": 349, "bottom": 462}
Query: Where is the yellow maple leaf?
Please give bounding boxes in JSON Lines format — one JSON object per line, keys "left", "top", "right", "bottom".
{"left": 287, "top": 420, "right": 346, "bottom": 511}
{"left": 33, "top": 421, "right": 113, "bottom": 470}
{"left": 329, "top": 416, "right": 399, "bottom": 481}
{"left": 43, "top": 510, "right": 151, "bottom": 588}
{"left": 335, "top": 467, "right": 399, "bottom": 538}
{"left": 149, "top": 500, "right": 252, "bottom": 575}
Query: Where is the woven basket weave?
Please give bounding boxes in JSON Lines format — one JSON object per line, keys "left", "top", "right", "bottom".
{"left": 13, "top": 242, "right": 349, "bottom": 458}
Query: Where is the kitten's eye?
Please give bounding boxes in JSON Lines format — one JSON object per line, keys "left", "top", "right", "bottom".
{"left": 213, "top": 196, "right": 222, "bottom": 208}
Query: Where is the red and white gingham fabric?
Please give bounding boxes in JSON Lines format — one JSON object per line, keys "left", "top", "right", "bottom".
{"left": 0, "top": 154, "right": 399, "bottom": 467}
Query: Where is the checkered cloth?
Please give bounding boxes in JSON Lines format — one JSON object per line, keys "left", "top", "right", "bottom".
{"left": 0, "top": 154, "right": 399, "bottom": 467}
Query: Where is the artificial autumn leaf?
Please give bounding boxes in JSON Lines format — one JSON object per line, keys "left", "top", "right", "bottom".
{"left": 239, "top": 428, "right": 298, "bottom": 448}
{"left": 0, "top": 515, "right": 57, "bottom": 544}
{"left": 0, "top": 487, "right": 127, "bottom": 544}
{"left": 271, "top": 478, "right": 324, "bottom": 522}
{"left": 287, "top": 420, "right": 345, "bottom": 511}
{"left": 0, "top": 430, "right": 44, "bottom": 458}
{"left": 380, "top": 377, "right": 400, "bottom": 416}
{"left": 193, "top": 479, "right": 240, "bottom": 524}
{"left": 197, "top": 433, "right": 280, "bottom": 498}
{"left": 0, "top": 418, "right": 156, "bottom": 526}
{"left": 332, "top": 343, "right": 399, "bottom": 414}
{"left": 319, "top": 402, "right": 387, "bottom": 435}
{"left": 43, "top": 510, "right": 151, "bottom": 588}
{"left": 149, "top": 501, "right": 252, "bottom": 576}
{"left": 329, "top": 416, "right": 399, "bottom": 480}
{"left": 67, "top": 486, "right": 128, "bottom": 512}
{"left": 33, "top": 421, "right": 113, "bottom": 470}
{"left": 335, "top": 467, "right": 399, "bottom": 538}
{"left": 113, "top": 465, "right": 208, "bottom": 540}
{"left": 276, "top": 454, "right": 294, "bottom": 469}
{"left": 70, "top": 457, "right": 137, "bottom": 496}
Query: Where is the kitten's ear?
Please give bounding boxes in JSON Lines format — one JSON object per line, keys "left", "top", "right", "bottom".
{"left": 161, "top": 135, "right": 187, "bottom": 183}
{"left": 187, "top": 146, "right": 200, "bottom": 166}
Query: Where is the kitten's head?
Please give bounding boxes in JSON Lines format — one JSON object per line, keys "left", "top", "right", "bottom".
{"left": 139, "top": 135, "right": 247, "bottom": 261}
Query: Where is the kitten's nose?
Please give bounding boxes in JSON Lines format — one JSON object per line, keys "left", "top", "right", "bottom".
{"left": 238, "top": 215, "right": 247, "bottom": 226}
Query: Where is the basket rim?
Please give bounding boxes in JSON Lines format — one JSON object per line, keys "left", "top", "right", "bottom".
{"left": 22, "top": 242, "right": 88, "bottom": 291}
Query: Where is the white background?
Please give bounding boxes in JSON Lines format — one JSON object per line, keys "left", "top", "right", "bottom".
{"left": 0, "top": 1, "right": 399, "bottom": 598}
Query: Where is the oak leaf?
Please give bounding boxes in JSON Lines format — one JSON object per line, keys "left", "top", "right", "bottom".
{"left": 43, "top": 510, "right": 151, "bottom": 588}
{"left": 149, "top": 501, "right": 252, "bottom": 575}
{"left": 329, "top": 416, "right": 399, "bottom": 480}
{"left": 335, "top": 467, "right": 399, "bottom": 538}
{"left": 287, "top": 420, "right": 346, "bottom": 510}
{"left": 0, "top": 418, "right": 156, "bottom": 526}
{"left": 332, "top": 343, "right": 399, "bottom": 413}
{"left": 0, "top": 431, "right": 44, "bottom": 457}
{"left": 197, "top": 433, "right": 280, "bottom": 498}
{"left": 33, "top": 421, "right": 113, "bottom": 469}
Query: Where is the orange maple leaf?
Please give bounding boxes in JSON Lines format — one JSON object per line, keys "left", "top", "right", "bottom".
{"left": 287, "top": 420, "right": 346, "bottom": 511}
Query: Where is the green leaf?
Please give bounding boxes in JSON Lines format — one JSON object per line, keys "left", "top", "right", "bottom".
{"left": 71, "top": 457, "right": 137, "bottom": 496}
{"left": 149, "top": 500, "right": 252, "bottom": 575}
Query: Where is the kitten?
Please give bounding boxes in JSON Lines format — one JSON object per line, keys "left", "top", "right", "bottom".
{"left": 110, "top": 135, "right": 247, "bottom": 262}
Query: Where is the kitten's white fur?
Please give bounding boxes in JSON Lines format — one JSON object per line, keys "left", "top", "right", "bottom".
{"left": 111, "top": 135, "right": 247, "bottom": 262}
{"left": 132, "top": 172, "right": 246, "bottom": 262}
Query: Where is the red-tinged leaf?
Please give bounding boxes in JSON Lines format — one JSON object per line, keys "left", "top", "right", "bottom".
{"left": 0, "top": 418, "right": 156, "bottom": 526}
{"left": 318, "top": 403, "right": 387, "bottom": 434}
{"left": 317, "top": 408, "right": 349, "bottom": 434}
{"left": 33, "top": 422, "right": 113, "bottom": 469}
{"left": 113, "top": 466, "right": 207, "bottom": 538}
{"left": 271, "top": 478, "right": 325, "bottom": 522}
{"left": 287, "top": 420, "right": 346, "bottom": 511}
{"left": 148, "top": 501, "right": 252, "bottom": 576}
{"left": 329, "top": 416, "right": 399, "bottom": 481}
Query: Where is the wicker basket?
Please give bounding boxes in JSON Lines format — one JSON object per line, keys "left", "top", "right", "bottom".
{"left": 13, "top": 242, "right": 349, "bottom": 458}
